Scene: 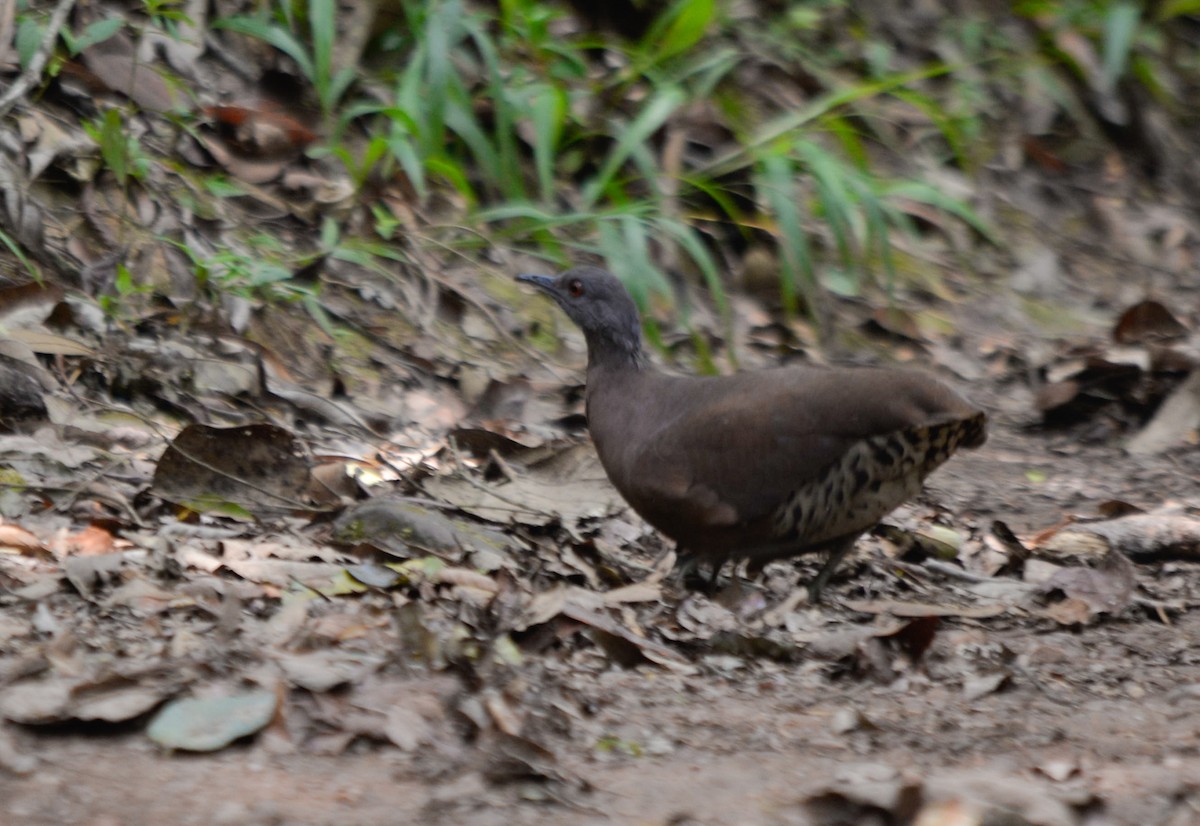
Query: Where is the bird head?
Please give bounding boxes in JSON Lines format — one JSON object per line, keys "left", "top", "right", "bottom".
{"left": 517, "top": 267, "right": 644, "bottom": 365}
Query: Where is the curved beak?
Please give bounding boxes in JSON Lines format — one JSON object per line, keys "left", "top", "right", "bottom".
{"left": 516, "top": 273, "right": 556, "bottom": 292}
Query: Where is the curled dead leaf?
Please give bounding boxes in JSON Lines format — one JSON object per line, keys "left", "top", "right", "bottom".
{"left": 0, "top": 523, "right": 50, "bottom": 558}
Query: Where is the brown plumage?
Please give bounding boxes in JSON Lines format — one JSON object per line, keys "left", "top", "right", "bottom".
{"left": 518, "top": 266, "right": 986, "bottom": 600}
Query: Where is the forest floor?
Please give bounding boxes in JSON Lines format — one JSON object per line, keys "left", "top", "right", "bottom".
{"left": 4, "top": 6, "right": 1200, "bottom": 822}
{"left": 3, "top": 220, "right": 1200, "bottom": 826}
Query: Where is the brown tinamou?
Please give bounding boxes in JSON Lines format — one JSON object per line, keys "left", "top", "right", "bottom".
{"left": 517, "top": 266, "right": 986, "bottom": 600}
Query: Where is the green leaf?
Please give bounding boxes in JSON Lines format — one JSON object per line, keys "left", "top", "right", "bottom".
{"left": 656, "top": 218, "right": 728, "bottom": 316}
{"left": 881, "top": 180, "right": 997, "bottom": 244}
{"left": 16, "top": 19, "right": 43, "bottom": 69}
{"left": 797, "top": 141, "right": 856, "bottom": 272}
{"left": 317, "top": 569, "right": 371, "bottom": 596}
{"left": 179, "top": 495, "right": 255, "bottom": 520}
{"left": 597, "top": 218, "right": 667, "bottom": 310}
{"left": 202, "top": 176, "right": 244, "bottom": 198}
{"left": 1157, "top": 0, "right": 1200, "bottom": 19}
{"left": 386, "top": 134, "right": 427, "bottom": 200}
{"left": 70, "top": 18, "right": 125, "bottom": 56}
{"left": 756, "top": 152, "right": 812, "bottom": 317}
{"left": 857, "top": 186, "right": 893, "bottom": 295}
{"left": 1101, "top": 3, "right": 1140, "bottom": 90}
{"left": 475, "top": 202, "right": 559, "bottom": 223}
{"left": 114, "top": 263, "right": 136, "bottom": 296}
{"left": 426, "top": 156, "right": 477, "bottom": 205}
{"left": 320, "top": 216, "right": 340, "bottom": 249}
{"left": 444, "top": 93, "right": 501, "bottom": 188}
{"left": 97, "top": 109, "right": 129, "bottom": 185}
{"left": 700, "top": 64, "right": 954, "bottom": 179}
{"left": 0, "top": 229, "right": 40, "bottom": 282}
{"left": 527, "top": 83, "right": 567, "bottom": 203}
{"left": 309, "top": 0, "right": 336, "bottom": 86}
{"left": 581, "top": 85, "right": 686, "bottom": 207}
{"left": 215, "top": 17, "right": 314, "bottom": 79}
{"left": 644, "top": 0, "right": 715, "bottom": 63}
{"left": 325, "top": 67, "right": 357, "bottom": 114}
{"left": 889, "top": 89, "right": 970, "bottom": 168}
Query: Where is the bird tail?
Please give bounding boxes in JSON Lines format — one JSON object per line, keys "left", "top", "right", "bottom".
{"left": 771, "top": 410, "right": 986, "bottom": 546}
{"left": 897, "top": 410, "right": 988, "bottom": 475}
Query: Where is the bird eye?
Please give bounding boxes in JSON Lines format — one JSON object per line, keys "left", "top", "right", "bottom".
{"left": 567, "top": 279, "right": 584, "bottom": 298}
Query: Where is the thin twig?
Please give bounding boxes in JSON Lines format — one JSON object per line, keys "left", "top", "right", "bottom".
{"left": 0, "top": 0, "right": 77, "bottom": 120}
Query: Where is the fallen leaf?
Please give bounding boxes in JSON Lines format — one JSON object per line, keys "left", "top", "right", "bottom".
{"left": 275, "top": 650, "right": 383, "bottom": 693}
{"left": 0, "top": 523, "right": 49, "bottom": 557}
{"left": 1112, "top": 300, "right": 1188, "bottom": 344}
{"left": 60, "top": 524, "right": 115, "bottom": 556}
{"left": 147, "top": 691, "right": 278, "bottom": 752}
{"left": 1043, "top": 551, "right": 1135, "bottom": 617}
{"left": 1127, "top": 370, "right": 1200, "bottom": 454}
{"left": 424, "top": 443, "right": 625, "bottom": 528}
{"left": 152, "top": 423, "right": 312, "bottom": 515}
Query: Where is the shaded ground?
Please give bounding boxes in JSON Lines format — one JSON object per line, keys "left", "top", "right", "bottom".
{"left": 5, "top": 4, "right": 1200, "bottom": 822}
{"left": 4, "top": 522, "right": 1200, "bottom": 826}
{"left": 8, "top": 613, "right": 1200, "bottom": 826}
{"left": 2, "top": 282, "right": 1199, "bottom": 824}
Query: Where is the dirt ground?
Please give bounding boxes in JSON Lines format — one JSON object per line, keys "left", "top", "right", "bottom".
{"left": 4, "top": 299, "right": 1200, "bottom": 826}
{"left": 6, "top": 2, "right": 1200, "bottom": 823}
{"left": 4, "top": 104, "right": 1200, "bottom": 824}
{"left": 9, "top": 2, "right": 1200, "bottom": 821}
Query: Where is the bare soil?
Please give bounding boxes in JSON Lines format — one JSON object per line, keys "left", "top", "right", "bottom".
{"left": 3, "top": 331, "right": 1200, "bottom": 825}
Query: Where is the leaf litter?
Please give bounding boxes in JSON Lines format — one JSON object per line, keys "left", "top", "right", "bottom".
{"left": 2, "top": 255, "right": 1199, "bottom": 821}
{"left": 2, "top": 2, "right": 1200, "bottom": 822}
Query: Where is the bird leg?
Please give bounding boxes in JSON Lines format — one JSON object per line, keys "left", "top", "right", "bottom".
{"left": 674, "top": 549, "right": 729, "bottom": 593}
{"left": 705, "top": 559, "right": 726, "bottom": 592}
{"left": 806, "top": 536, "right": 859, "bottom": 603}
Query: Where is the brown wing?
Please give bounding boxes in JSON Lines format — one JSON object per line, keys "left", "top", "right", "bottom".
{"left": 612, "top": 365, "right": 978, "bottom": 529}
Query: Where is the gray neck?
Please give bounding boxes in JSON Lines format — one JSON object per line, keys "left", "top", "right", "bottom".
{"left": 585, "top": 326, "right": 648, "bottom": 372}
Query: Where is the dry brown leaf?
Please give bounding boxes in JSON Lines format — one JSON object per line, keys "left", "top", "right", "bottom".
{"left": 1040, "top": 509, "right": 1200, "bottom": 561}
{"left": 152, "top": 423, "right": 312, "bottom": 515}
{"left": 1112, "top": 300, "right": 1188, "bottom": 344}
{"left": 58, "top": 525, "right": 115, "bottom": 556}
{"left": 434, "top": 567, "right": 499, "bottom": 593}
{"left": 78, "top": 27, "right": 183, "bottom": 112}
{"left": 0, "top": 523, "right": 49, "bottom": 557}
{"left": 1040, "top": 596, "right": 1093, "bottom": 626}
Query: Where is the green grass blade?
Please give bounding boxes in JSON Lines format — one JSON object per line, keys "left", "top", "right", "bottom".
{"left": 700, "top": 63, "right": 954, "bottom": 179}
{"left": 527, "top": 84, "right": 567, "bottom": 203}
{"left": 70, "top": 18, "right": 124, "bottom": 56}
{"left": 444, "top": 88, "right": 502, "bottom": 193}
{"left": 215, "top": 17, "right": 314, "bottom": 79}
{"left": 756, "top": 152, "right": 812, "bottom": 317}
{"left": 797, "top": 141, "right": 856, "bottom": 273}
{"left": 642, "top": 0, "right": 715, "bottom": 64}
{"left": 881, "top": 180, "right": 996, "bottom": 244}
{"left": 309, "top": 0, "right": 336, "bottom": 107}
{"left": 0, "top": 229, "right": 41, "bottom": 282}
{"left": 1101, "top": 3, "right": 1141, "bottom": 90}
{"left": 656, "top": 218, "right": 728, "bottom": 317}
{"left": 581, "top": 85, "right": 686, "bottom": 208}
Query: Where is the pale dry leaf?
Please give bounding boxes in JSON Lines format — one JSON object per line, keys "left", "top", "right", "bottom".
{"left": 385, "top": 703, "right": 434, "bottom": 752}
{"left": 424, "top": 443, "right": 625, "bottom": 527}
{"left": 275, "top": 650, "right": 383, "bottom": 693}
{"left": 0, "top": 523, "right": 48, "bottom": 557}
{"left": 1127, "top": 370, "right": 1200, "bottom": 454}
